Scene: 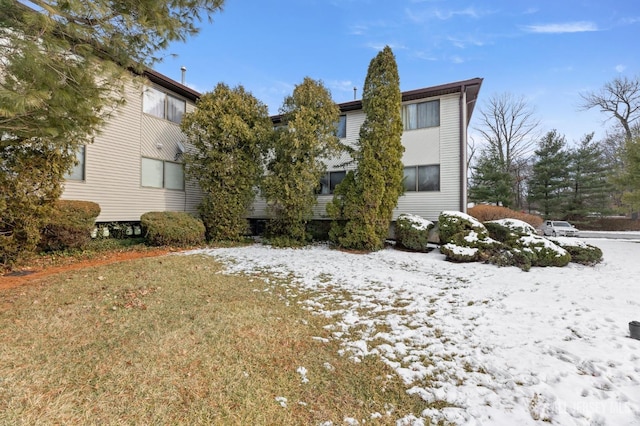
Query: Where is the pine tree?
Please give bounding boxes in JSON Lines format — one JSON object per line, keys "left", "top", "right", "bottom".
{"left": 261, "top": 77, "right": 342, "bottom": 244}
{"left": 328, "top": 46, "right": 404, "bottom": 251}
{"left": 565, "top": 133, "right": 612, "bottom": 218}
{"left": 468, "top": 149, "right": 514, "bottom": 207}
{"left": 180, "top": 83, "right": 271, "bottom": 241}
{"left": 527, "top": 130, "right": 571, "bottom": 218}
{"left": 614, "top": 137, "right": 640, "bottom": 214}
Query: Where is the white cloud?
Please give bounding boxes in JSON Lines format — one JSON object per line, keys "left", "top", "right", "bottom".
{"left": 405, "top": 6, "right": 493, "bottom": 23}
{"left": 365, "top": 42, "right": 407, "bottom": 51}
{"left": 524, "top": 21, "right": 598, "bottom": 34}
{"left": 615, "top": 64, "right": 626, "bottom": 73}
{"left": 447, "top": 36, "right": 485, "bottom": 49}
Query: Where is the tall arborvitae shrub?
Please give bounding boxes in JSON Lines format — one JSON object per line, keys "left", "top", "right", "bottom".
{"left": 261, "top": 77, "right": 342, "bottom": 244}
{"left": 181, "top": 83, "right": 272, "bottom": 241}
{"left": 328, "top": 46, "right": 404, "bottom": 251}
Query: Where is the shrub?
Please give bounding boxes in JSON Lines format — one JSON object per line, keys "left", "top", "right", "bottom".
{"left": 548, "top": 237, "right": 603, "bottom": 265}
{"left": 437, "top": 211, "right": 489, "bottom": 244}
{"left": 40, "top": 200, "right": 100, "bottom": 252}
{"left": 487, "top": 218, "right": 571, "bottom": 268}
{"left": 437, "top": 211, "right": 501, "bottom": 263}
{"left": 395, "top": 214, "right": 433, "bottom": 252}
{"left": 140, "top": 212, "right": 205, "bottom": 247}
{"left": 468, "top": 205, "right": 543, "bottom": 229}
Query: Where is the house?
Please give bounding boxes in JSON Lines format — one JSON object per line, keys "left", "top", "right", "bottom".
{"left": 62, "top": 71, "right": 482, "bottom": 225}
{"left": 61, "top": 69, "right": 203, "bottom": 222}
{"left": 249, "top": 77, "right": 483, "bottom": 222}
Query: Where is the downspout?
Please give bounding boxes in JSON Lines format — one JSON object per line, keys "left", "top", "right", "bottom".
{"left": 459, "top": 85, "right": 468, "bottom": 213}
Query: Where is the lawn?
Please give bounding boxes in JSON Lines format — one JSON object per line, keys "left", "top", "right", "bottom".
{"left": 0, "top": 252, "right": 433, "bottom": 425}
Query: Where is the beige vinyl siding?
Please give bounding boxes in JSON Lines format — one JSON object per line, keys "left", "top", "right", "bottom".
{"left": 61, "top": 78, "right": 200, "bottom": 222}
{"left": 394, "top": 93, "right": 461, "bottom": 220}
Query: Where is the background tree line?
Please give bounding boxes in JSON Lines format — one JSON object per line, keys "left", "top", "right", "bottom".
{"left": 468, "top": 75, "right": 640, "bottom": 219}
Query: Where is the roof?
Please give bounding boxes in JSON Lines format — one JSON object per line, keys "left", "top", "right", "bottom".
{"left": 271, "top": 77, "right": 483, "bottom": 124}
{"left": 143, "top": 68, "right": 201, "bottom": 102}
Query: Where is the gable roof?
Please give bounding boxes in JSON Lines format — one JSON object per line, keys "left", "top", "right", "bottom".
{"left": 272, "top": 77, "right": 483, "bottom": 124}
{"left": 143, "top": 68, "right": 201, "bottom": 102}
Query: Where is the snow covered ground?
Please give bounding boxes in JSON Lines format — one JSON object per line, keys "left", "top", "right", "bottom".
{"left": 187, "top": 236, "right": 640, "bottom": 425}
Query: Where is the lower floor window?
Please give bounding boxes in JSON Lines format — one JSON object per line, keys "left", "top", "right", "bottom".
{"left": 318, "top": 170, "right": 346, "bottom": 195}
{"left": 403, "top": 165, "right": 440, "bottom": 192}
{"left": 66, "top": 145, "right": 86, "bottom": 181}
{"left": 141, "top": 157, "right": 184, "bottom": 190}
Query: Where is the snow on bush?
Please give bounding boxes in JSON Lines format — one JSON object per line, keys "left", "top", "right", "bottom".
{"left": 547, "top": 236, "right": 603, "bottom": 265}
{"left": 439, "top": 212, "right": 573, "bottom": 269}
{"left": 395, "top": 213, "right": 434, "bottom": 252}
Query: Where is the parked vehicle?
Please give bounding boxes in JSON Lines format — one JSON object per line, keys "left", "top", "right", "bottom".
{"left": 542, "top": 220, "right": 580, "bottom": 237}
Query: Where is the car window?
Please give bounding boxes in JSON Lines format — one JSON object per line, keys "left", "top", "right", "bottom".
{"left": 552, "top": 221, "right": 570, "bottom": 227}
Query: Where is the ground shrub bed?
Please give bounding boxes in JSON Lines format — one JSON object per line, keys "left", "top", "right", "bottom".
{"left": 140, "top": 211, "right": 205, "bottom": 247}
{"left": 438, "top": 213, "right": 586, "bottom": 270}
{"left": 39, "top": 200, "right": 100, "bottom": 252}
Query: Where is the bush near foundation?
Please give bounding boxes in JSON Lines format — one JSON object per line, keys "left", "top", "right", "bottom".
{"left": 40, "top": 200, "right": 100, "bottom": 251}
{"left": 395, "top": 214, "right": 434, "bottom": 252}
{"left": 141, "top": 212, "right": 205, "bottom": 247}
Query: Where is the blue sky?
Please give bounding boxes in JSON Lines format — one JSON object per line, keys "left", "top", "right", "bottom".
{"left": 154, "top": 0, "right": 640, "bottom": 145}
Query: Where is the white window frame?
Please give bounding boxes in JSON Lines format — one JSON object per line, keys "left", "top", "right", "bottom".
{"left": 402, "top": 100, "right": 440, "bottom": 130}
{"left": 403, "top": 165, "right": 440, "bottom": 192}
{"left": 66, "top": 145, "right": 86, "bottom": 181}
{"left": 318, "top": 170, "right": 346, "bottom": 195}
{"left": 141, "top": 157, "right": 184, "bottom": 190}
{"left": 336, "top": 115, "right": 347, "bottom": 138}
{"left": 143, "top": 86, "right": 186, "bottom": 124}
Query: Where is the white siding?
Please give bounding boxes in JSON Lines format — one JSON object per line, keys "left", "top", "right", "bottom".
{"left": 61, "top": 78, "right": 200, "bottom": 222}
{"left": 394, "top": 93, "right": 462, "bottom": 220}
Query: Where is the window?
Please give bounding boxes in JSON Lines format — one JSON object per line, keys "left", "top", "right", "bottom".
{"left": 318, "top": 171, "right": 346, "bottom": 195}
{"left": 336, "top": 115, "right": 346, "bottom": 138}
{"left": 66, "top": 146, "right": 85, "bottom": 181}
{"left": 141, "top": 157, "right": 184, "bottom": 190}
{"left": 402, "top": 100, "right": 440, "bottom": 130}
{"left": 143, "top": 86, "right": 186, "bottom": 124}
{"left": 403, "top": 165, "right": 440, "bottom": 192}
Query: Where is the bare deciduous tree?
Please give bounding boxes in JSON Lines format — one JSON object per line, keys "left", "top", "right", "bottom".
{"left": 473, "top": 93, "right": 540, "bottom": 208}
{"left": 580, "top": 76, "right": 640, "bottom": 141}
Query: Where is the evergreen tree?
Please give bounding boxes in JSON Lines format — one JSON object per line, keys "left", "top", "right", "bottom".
{"left": 565, "top": 133, "right": 612, "bottom": 218}
{"left": 328, "top": 46, "right": 404, "bottom": 251}
{"left": 181, "top": 83, "right": 271, "bottom": 241}
{"left": 261, "top": 77, "right": 342, "bottom": 244}
{"left": 468, "top": 149, "right": 513, "bottom": 207}
{"left": 613, "top": 137, "right": 640, "bottom": 214}
{"left": 527, "top": 130, "right": 571, "bottom": 218}
{"left": 0, "top": 0, "right": 224, "bottom": 267}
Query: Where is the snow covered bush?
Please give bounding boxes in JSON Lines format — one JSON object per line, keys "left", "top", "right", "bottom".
{"left": 394, "top": 214, "right": 433, "bottom": 252}
{"left": 548, "top": 236, "right": 603, "bottom": 265}
{"left": 487, "top": 219, "right": 571, "bottom": 268}
{"left": 437, "top": 211, "right": 501, "bottom": 263}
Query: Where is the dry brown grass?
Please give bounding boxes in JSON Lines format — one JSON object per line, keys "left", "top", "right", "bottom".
{"left": 0, "top": 254, "right": 434, "bottom": 425}
{"left": 468, "top": 205, "right": 543, "bottom": 228}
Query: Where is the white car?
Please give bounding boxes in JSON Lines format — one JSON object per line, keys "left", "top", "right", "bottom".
{"left": 542, "top": 220, "right": 580, "bottom": 237}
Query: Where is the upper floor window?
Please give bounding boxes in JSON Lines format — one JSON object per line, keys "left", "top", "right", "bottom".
{"left": 336, "top": 115, "right": 346, "bottom": 138}
{"left": 402, "top": 100, "right": 440, "bottom": 130}
{"left": 403, "top": 165, "right": 440, "bottom": 192}
{"left": 318, "top": 170, "right": 346, "bottom": 195}
{"left": 143, "top": 86, "right": 186, "bottom": 124}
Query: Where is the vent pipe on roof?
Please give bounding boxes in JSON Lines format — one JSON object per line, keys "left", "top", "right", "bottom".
{"left": 180, "top": 66, "right": 187, "bottom": 85}
{"left": 353, "top": 86, "right": 357, "bottom": 100}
